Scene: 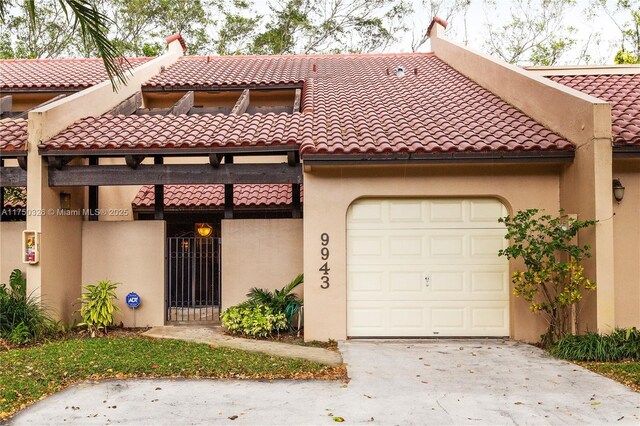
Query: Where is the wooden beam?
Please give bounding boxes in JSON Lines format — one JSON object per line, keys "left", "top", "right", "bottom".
{"left": 47, "top": 156, "right": 73, "bottom": 170}
{"left": 168, "top": 91, "right": 194, "bottom": 116}
{"left": 224, "top": 154, "right": 233, "bottom": 218}
{"left": 17, "top": 156, "right": 27, "bottom": 171}
{"left": 16, "top": 94, "right": 66, "bottom": 119}
{"left": 292, "top": 89, "right": 301, "bottom": 113}
{"left": 154, "top": 156, "right": 164, "bottom": 220}
{"left": 209, "top": 153, "right": 223, "bottom": 168}
{"left": 105, "top": 92, "right": 142, "bottom": 116}
{"left": 231, "top": 89, "right": 250, "bottom": 115}
{"left": 0, "top": 167, "right": 27, "bottom": 186}
{"left": 0, "top": 96, "right": 12, "bottom": 114}
{"left": 292, "top": 183, "right": 301, "bottom": 218}
{"left": 125, "top": 155, "right": 145, "bottom": 169}
{"left": 287, "top": 151, "right": 297, "bottom": 166}
{"left": 48, "top": 163, "right": 303, "bottom": 187}
{"left": 88, "top": 157, "right": 99, "bottom": 221}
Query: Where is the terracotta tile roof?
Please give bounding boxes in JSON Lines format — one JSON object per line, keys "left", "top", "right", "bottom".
{"left": 43, "top": 54, "right": 573, "bottom": 157}
{"left": 548, "top": 74, "right": 640, "bottom": 146}
{"left": 0, "top": 57, "right": 153, "bottom": 90}
{"left": 43, "top": 113, "right": 309, "bottom": 150}
{"left": 132, "top": 184, "right": 299, "bottom": 209}
{"left": 0, "top": 118, "right": 28, "bottom": 151}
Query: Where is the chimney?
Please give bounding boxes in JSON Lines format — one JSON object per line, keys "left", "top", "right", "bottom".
{"left": 426, "top": 17, "right": 448, "bottom": 39}
{"left": 166, "top": 33, "right": 187, "bottom": 54}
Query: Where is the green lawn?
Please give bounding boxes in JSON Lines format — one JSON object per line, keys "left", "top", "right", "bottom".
{"left": 579, "top": 361, "right": 640, "bottom": 392}
{"left": 0, "top": 336, "right": 345, "bottom": 419}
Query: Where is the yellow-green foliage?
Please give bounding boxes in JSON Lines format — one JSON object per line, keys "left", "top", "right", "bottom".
{"left": 78, "top": 280, "right": 121, "bottom": 337}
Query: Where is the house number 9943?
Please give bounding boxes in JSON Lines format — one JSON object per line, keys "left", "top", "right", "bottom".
{"left": 320, "top": 233, "right": 330, "bottom": 289}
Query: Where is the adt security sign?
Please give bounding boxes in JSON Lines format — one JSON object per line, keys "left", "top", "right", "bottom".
{"left": 126, "top": 292, "right": 141, "bottom": 309}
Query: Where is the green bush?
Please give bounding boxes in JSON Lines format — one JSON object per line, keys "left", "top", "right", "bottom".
{"left": 0, "top": 269, "right": 57, "bottom": 344}
{"left": 221, "top": 304, "right": 287, "bottom": 338}
{"left": 246, "top": 274, "right": 303, "bottom": 330}
{"left": 78, "top": 280, "right": 121, "bottom": 337}
{"left": 550, "top": 328, "right": 640, "bottom": 362}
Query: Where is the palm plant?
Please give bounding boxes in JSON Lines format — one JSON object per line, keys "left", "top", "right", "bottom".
{"left": 0, "top": 0, "right": 127, "bottom": 88}
{"left": 246, "top": 274, "right": 303, "bottom": 330}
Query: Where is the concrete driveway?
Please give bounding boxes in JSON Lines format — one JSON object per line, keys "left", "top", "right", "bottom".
{"left": 9, "top": 340, "right": 640, "bottom": 425}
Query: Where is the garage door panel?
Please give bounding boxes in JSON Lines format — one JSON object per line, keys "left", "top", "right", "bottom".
{"left": 349, "top": 265, "right": 508, "bottom": 301}
{"left": 347, "top": 198, "right": 509, "bottom": 337}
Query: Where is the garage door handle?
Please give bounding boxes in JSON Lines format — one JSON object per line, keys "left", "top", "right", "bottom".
{"left": 425, "top": 275, "right": 431, "bottom": 287}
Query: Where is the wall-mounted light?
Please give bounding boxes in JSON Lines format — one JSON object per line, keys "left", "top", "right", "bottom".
{"left": 59, "top": 192, "right": 71, "bottom": 209}
{"left": 613, "top": 178, "right": 625, "bottom": 203}
{"left": 196, "top": 223, "right": 213, "bottom": 237}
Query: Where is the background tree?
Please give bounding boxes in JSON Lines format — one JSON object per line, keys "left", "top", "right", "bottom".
{"left": 593, "top": 0, "right": 640, "bottom": 63}
{"left": 410, "top": 0, "right": 472, "bottom": 52}
{"left": 483, "top": 0, "right": 582, "bottom": 65}
{"left": 249, "top": 0, "right": 411, "bottom": 55}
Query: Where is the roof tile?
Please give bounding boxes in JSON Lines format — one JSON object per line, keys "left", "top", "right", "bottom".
{"left": 44, "top": 54, "right": 573, "bottom": 155}
{"left": 0, "top": 57, "right": 153, "bottom": 90}
{"left": 548, "top": 74, "right": 640, "bottom": 146}
{"left": 0, "top": 118, "right": 27, "bottom": 151}
{"left": 132, "top": 184, "right": 300, "bottom": 208}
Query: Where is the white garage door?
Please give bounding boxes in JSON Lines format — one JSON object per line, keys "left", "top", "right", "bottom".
{"left": 347, "top": 198, "right": 509, "bottom": 337}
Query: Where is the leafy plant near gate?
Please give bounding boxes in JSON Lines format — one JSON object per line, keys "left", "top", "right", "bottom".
{"left": 550, "top": 327, "right": 640, "bottom": 362}
{"left": 246, "top": 273, "right": 304, "bottom": 330}
{"left": 498, "top": 209, "right": 597, "bottom": 347}
{"left": 0, "top": 269, "right": 57, "bottom": 344}
{"left": 221, "top": 304, "right": 288, "bottom": 338}
{"left": 221, "top": 274, "right": 304, "bottom": 337}
{"left": 78, "top": 280, "right": 121, "bottom": 337}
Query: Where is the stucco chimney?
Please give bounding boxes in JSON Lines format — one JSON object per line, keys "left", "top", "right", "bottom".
{"left": 426, "top": 17, "right": 448, "bottom": 39}
{"left": 166, "top": 33, "right": 187, "bottom": 54}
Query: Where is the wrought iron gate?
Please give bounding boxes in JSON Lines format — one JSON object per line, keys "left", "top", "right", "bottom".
{"left": 166, "top": 236, "right": 221, "bottom": 322}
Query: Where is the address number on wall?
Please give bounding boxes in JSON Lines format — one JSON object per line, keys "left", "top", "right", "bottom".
{"left": 320, "top": 232, "right": 330, "bottom": 289}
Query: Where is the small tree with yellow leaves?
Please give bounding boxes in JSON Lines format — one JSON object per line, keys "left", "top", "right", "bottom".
{"left": 498, "top": 209, "right": 597, "bottom": 347}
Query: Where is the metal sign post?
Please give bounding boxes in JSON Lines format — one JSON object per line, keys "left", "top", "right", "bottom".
{"left": 125, "top": 292, "right": 141, "bottom": 328}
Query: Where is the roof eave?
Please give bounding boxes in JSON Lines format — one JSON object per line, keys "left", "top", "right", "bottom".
{"left": 302, "top": 150, "right": 575, "bottom": 165}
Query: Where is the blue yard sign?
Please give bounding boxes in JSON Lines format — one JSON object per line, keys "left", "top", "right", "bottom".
{"left": 126, "top": 292, "right": 141, "bottom": 309}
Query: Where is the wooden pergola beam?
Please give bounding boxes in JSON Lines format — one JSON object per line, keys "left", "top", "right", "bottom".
{"left": 106, "top": 92, "right": 142, "bottom": 116}
{"left": 0, "top": 95, "right": 12, "bottom": 115}
{"left": 231, "top": 89, "right": 250, "bottom": 115}
{"left": 48, "top": 163, "right": 303, "bottom": 187}
{"left": 0, "top": 167, "right": 27, "bottom": 186}
{"left": 293, "top": 89, "right": 301, "bottom": 113}
{"left": 168, "top": 91, "right": 194, "bottom": 116}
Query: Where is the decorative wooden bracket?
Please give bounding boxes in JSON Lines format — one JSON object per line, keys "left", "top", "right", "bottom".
{"left": 125, "top": 155, "right": 146, "bottom": 169}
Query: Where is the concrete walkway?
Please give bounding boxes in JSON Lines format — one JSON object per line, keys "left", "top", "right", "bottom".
{"left": 9, "top": 340, "right": 640, "bottom": 425}
{"left": 142, "top": 326, "right": 343, "bottom": 366}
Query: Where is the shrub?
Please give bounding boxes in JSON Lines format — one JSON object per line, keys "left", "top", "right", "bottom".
{"left": 221, "top": 304, "right": 287, "bottom": 338}
{"left": 78, "top": 280, "right": 121, "bottom": 337}
{"left": 0, "top": 269, "right": 57, "bottom": 344}
{"left": 498, "top": 209, "right": 596, "bottom": 347}
{"left": 246, "top": 274, "right": 303, "bottom": 330}
{"left": 550, "top": 328, "right": 640, "bottom": 362}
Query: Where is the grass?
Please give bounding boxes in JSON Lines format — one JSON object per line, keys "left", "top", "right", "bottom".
{"left": 0, "top": 335, "right": 346, "bottom": 420}
{"left": 578, "top": 362, "right": 640, "bottom": 392}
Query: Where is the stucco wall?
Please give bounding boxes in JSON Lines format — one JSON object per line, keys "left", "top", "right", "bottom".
{"left": 612, "top": 159, "right": 640, "bottom": 328}
{"left": 221, "top": 219, "right": 303, "bottom": 310}
{"left": 81, "top": 221, "right": 166, "bottom": 327}
{"left": 302, "top": 163, "right": 563, "bottom": 342}
{"left": 0, "top": 222, "right": 26, "bottom": 282}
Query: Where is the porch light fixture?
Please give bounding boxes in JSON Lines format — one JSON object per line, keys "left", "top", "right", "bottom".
{"left": 613, "top": 178, "right": 625, "bottom": 203}
{"left": 59, "top": 192, "right": 71, "bottom": 210}
{"left": 196, "top": 223, "right": 213, "bottom": 237}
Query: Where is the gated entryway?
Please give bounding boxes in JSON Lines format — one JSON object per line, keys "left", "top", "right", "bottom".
{"left": 166, "top": 235, "right": 221, "bottom": 322}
